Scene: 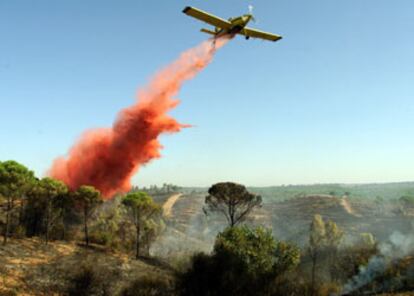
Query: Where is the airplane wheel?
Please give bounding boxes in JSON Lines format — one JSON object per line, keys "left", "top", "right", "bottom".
{"left": 245, "top": 36, "right": 250, "bottom": 40}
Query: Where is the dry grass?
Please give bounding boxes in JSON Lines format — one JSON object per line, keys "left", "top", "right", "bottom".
{"left": 0, "top": 237, "right": 172, "bottom": 295}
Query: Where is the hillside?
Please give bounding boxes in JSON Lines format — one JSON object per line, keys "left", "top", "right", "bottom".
{"left": 0, "top": 238, "right": 173, "bottom": 296}
{"left": 154, "top": 192, "right": 413, "bottom": 250}
{"left": 184, "top": 182, "right": 414, "bottom": 201}
{"left": 250, "top": 182, "right": 414, "bottom": 201}
{"left": 2, "top": 184, "right": 414, "bottom": 295}
{"left": 1, "top": 189, "right": 414, "bottom": 295}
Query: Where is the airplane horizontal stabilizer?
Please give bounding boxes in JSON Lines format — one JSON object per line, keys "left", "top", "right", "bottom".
{"left": 200, "top": 28, "right": 216, "bottom": 35}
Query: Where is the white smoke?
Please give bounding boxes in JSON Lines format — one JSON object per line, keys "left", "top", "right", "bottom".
{"left": 342, "top": 231, "right": 414, "bottom": 294}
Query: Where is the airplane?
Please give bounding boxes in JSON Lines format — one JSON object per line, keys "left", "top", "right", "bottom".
{"left": 182, "top": 6, "right": 282, "bottom": 42}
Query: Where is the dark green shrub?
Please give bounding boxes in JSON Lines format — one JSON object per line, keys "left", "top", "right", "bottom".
{"left": 178, "top": 251, "right": 250, "bottom": 296}
{"left": 67, "top": 265, "right": 97, "bottom": 296}
{"left": 121, "top": 275, "right": 175, "bottom": 296}
{"left": 66, "top": 264, "right": 112, "bottom": 296}
{"left": 178, "top": 226, "right": 301, "bottom": 296}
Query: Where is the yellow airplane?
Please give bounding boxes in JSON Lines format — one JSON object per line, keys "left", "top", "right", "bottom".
{"left": 182, "top": 6, "right": 282, "bottom": 42}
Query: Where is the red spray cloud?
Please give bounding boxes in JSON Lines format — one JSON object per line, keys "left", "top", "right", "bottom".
{"left": 49, "top": 36, "right": 231, "bottom": 199}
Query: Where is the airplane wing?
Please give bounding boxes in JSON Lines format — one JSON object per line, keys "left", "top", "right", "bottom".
{"left": 183, "top": 6, "right": 232, "bottom": 30}
{"left": 240, "top": 27, "right": 282, "bottom": 42}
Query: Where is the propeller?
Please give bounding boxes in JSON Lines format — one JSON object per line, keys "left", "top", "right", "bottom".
{"left": 248, "top": 5, "right": 256, "bottom": 22}
{"left": 248, "top": 4, "right": 254, "bottom": 13}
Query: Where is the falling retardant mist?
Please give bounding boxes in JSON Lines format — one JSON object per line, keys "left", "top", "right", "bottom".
{"left": 48, "top": 36, "right": 232, "bottom": 199}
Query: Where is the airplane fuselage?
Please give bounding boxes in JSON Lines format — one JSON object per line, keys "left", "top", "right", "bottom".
{"left": 215, "top": 14, "right": 253, "bottom": 36}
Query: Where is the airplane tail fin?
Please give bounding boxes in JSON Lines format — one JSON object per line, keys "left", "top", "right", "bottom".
{"left": 200, "top": 28, "right": 216, "bottom": 35}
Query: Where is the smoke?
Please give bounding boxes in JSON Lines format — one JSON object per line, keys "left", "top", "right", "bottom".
{"left": 342, "top": 231, "right": 414, "bottom": 294}
{"left": 49, "top": 36, "right": 232, "bottom": 199}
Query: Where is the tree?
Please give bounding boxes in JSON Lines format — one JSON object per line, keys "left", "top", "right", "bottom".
{"left": 55, "top": 191, "right": 75, "bottom": 240}
{"left": 325, "top": 220, "right": 343, "bottom": 249}
{"left": 357, "top": 232, "right": 376, "bottom": 248}
{"left": 122, "top": 192, "right": 162, "bottom": 259}
{"left": 399, "top": 195, "right": 414, "bottom": 216}
{"left": 204, "top": 182, "right": 262, "bottom": 227}
{"left": 309, "top": 214, "right": 326, "bottom": 296}
{"left": 28, "top": 177, "right": 68, "bottom": 244}
{"left": 325, "top": 220, "right": 343, "bottom": 281}
{"left": 74, "top": 185, "right": 103, "bottom": 247}
{"left": 24, "top": 182, "right": 45, "bottom": 237}
{"left": 179, "top": 226, "right": 300, "bottom": 296}
{"left": 0, "top": 161, "right": 34, "bottom": 244}
{"left": 141, "top": 219, "right": 165, "bottom": 256}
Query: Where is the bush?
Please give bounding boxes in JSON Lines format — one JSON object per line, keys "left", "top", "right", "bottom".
{"left": 13, "top": 225, "right": 26, "bottom": 239}
{"left": 268, "top": 271, "right": 310, "bottom": 296}
{"left": 336, "top": 244, "right": 378, "bottom": 281}
{"left": 164, "top": 253, "right": 193, "bottom": 273}
{"left": 317, "top": 282, "right": 342, "bottom": 296}
{"left": 121, "top": 275, "right": 175, "bottom": 296}
{"left": 215, "top": 226, "right": 300, "bottom": 276}
{"left": 66, "top": 264, "right": 113, "bottom": 296}
{"left": 178, "top": 226, "right": 301, "bottom": 296}
{"left": 89, "top": 230, "right": 112, "bottom": 246}
{"left": 178, "top": 251, "right": 247, "bottom": 296}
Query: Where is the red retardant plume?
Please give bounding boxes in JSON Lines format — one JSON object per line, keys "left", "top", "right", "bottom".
{"left": 48, "top": 36, "right": 231, "bottom": 199}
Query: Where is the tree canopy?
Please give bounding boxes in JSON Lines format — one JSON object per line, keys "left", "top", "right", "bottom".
{"left": 74, "top": 186, "right": 102, "bottom": 209}
{"left": 33, "top": 178, "right": 68, "bottom": 199}
{"left": 0, "top": 160, "right": 35, "bottom": 198}
{"left": 122, "top": 192, "right": 158, "bottom": 212}
{"left": 215, "top": 226, "right": 300, "bottom": 275}
{"left": 205, "top": 182, "right": 262, "bottom": 227}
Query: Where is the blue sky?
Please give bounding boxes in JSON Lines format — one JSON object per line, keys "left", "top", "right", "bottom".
{"left": 1, "top": 0, "right": 413, "bottom": 187}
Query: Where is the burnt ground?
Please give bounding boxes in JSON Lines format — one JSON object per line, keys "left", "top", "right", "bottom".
{"left": 153, "top": 193, "right": 413, "bottom": 253}
{"left": 0, "top": 238, "right": 173, "bottom": 296}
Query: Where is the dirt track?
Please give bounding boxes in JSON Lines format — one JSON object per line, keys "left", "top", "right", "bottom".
{"left": 162, "top": 193, "right": 182, "bottom": 218}
{"left": 340, "top": 197, "right": 361, "bottom": 217}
